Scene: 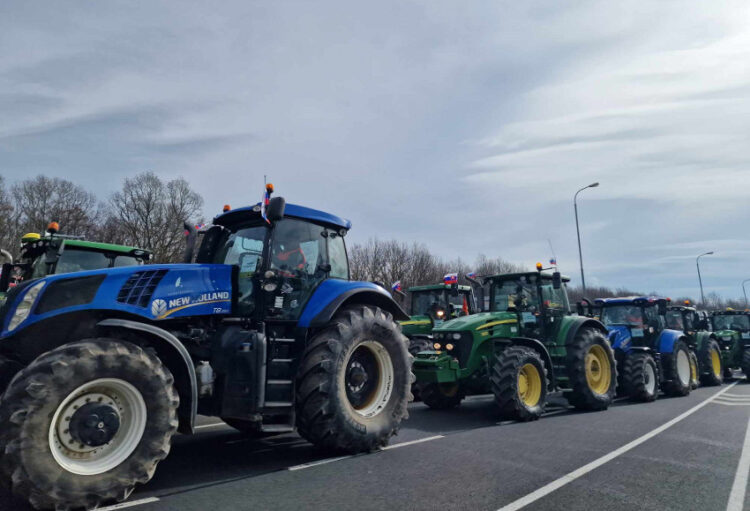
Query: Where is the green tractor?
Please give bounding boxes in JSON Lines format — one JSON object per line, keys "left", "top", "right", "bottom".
{"left": 399, "top": 283, "right": 476, "bottom": 356}
{"left": 0, "top": 222, "right": 151, "bottom": 303}
{"left": 413, "top": 266, "right": 617, "bottom": 420}
{"left": 710, "top": 308, "right": 750, "bottom": 379}
{"left": 666, "top": 302, "right": 723, "bottom": 387}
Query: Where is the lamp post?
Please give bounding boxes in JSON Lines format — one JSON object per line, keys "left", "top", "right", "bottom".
{"left": 696, "top": 251, "right": 714, "bottom": 306}
{"left": 574, "top": 182, "right": 599, "bottom": 295}
{"left": 742, "top": 278, "right": 750, "bottom": 308}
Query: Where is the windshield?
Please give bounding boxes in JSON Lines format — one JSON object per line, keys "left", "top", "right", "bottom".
{"left": 665, "top": 310, "right": 684, "bottom": 330}
{"left": 213, "top": 224, "right": 267, "bottom": 316}
{"left": 712, "top": 314, "right": 750, "bottom": 332}
{"left": 30, "top": 248, "right": 142, "bottom": 278}
{"left": 601, "top": 305, "right": 644, "bottom": 327}
{"left": 411, "top": 290, "right": 447, "bottom": 316}
{"left": 491, "top": 277, "right": 539, "bottom": 312}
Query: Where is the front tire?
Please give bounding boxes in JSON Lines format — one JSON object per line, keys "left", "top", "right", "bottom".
{"left": 664, "top": 341, "right": 692, "bottom": 397}
{"left": 408, "top": 337, "right": 434, "bottom": 401}
{"left": 0, "top": 339, "right": 178, "bottom": 511}
{"left": 295, "top": 305, "right": 412, "bottom": 453}
{"left": 689, "top": 351, "right": 700, "bottom": 390}
{"left": 741, "top": 351, "right": 750, "bottom": 380}
{"left": 564, "top": 327, "right": 617, "bottom": 411}
{"left": 621, "top": 352, "right": 658, "bottom": 402}
{"left": 699, "top": 339, "right": 723, "bottom": 386}
{"left": 492, "top": 346, "right": 548, "bottom": 421}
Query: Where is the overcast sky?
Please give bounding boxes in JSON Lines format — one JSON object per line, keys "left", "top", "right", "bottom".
{"left": 2, "top": 1, "right": 750, "bottom": 300}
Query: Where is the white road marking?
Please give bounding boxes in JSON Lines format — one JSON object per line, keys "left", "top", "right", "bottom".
{"left": 714, "top": 399, "right": 750, "bottom": 407}
{"left": 727, "top": 416, "right": 750, "bottom": 511}
{"left": 194, "top": 422, "right": 228, "bottom": 430}
{"left": 98, "top": 497, "right": 160, "bottom": 510}
{"left": 496, "top": 382, "right": 738, "bottom": 511}
{"left": 382, "top": 435, "right": 444, "bottom": 450}
{"left": 719, "top": 393, "right": 750, "bottom": 400}
{"left": 288, "top": 455, "right": 353, "bottom": 471}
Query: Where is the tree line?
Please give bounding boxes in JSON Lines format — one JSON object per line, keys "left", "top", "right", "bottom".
{"left": 1, "top": 173, "right": 745, "bottom": 310}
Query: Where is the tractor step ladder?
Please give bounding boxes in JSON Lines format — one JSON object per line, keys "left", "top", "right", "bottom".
{"left": 261, "top": 337, "right": 296, "bottom": 433}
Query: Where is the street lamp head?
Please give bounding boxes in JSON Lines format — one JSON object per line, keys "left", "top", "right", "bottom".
{"left": 589, "top": 182, "right": 600, "bottom": 188}
{"left": 706, "top": 251, "right": 714, "bottom": 255}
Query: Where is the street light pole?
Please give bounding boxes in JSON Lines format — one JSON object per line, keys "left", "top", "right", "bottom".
{"left": 742, "top": 278, "right": 750, "bottom": 308}
{"left": 696, "top": 251, "right": 714, "bottom": 307}
{"left": 574, "top": 182, "right": 599, "bottom": 296}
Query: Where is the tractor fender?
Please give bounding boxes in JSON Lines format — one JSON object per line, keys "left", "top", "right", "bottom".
{"left": 97, "top": 318, "right": 197, "bottom": 435}
{"left": 493, "top": 337, "right": 555, "bottom": 391}
{"left": 564, "top": 317, "right": 609, "bottom": 347}
{"left": 694, "top": 331, "right": 715, "bottom": 351}
{"left": 657, "top": 329, "right": 686, "bottom": 354}
{"left": 301, "top": 280, "right": 409, "bottom": 328}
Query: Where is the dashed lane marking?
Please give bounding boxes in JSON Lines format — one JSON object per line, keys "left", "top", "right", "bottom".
{"left": 98, "top": 497, "right": 160, "bottom": 510}
{"left": 287, "top": 455, "right": 353, "bottom": 471}
{"left": 194, "top": 422, "right": 229, "bottom": 430}
{"left": 727, "top": 415, "right": 750, "bottom": 511}
{"left": 382, "top": 435, "right": 444, "bottom": 450}
{"left": 714, "top": 399, "right": 750, "bottom": 407}
{"left": 496, "top": 382, "right": 738, "bottom": 511}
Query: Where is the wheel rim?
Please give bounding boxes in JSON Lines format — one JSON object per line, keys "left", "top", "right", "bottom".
{"left": 49, "top": 378, "right": 147, "bottom": 476}
{"left": 690, "top": 355, "right": 697, "bottom": 382}
{"left": 518, "top": 363, "right": 542, "bottom": 407}
{"left": 676, "top": 349, "right": 691, "bottom": 385}
{"left": 344, "top": 341, "right": 394, "bottom": 418}
{"left": 644, "top": 361, "right": 656, "bottom": 395}
{"left": 711, "top": 349, "right": 721, "bottom": 377}
{"left": 585, "top": 344, "right": 612, "bottom": 395}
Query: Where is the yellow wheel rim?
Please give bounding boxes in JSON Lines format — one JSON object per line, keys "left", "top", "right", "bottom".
{"left": 518, "top": 363, "right": 542, "bottom": 407}
{"left": 690, "top": 356, "right": 697, "bottom": 382}
{"left": 585, "top": 344, "right": 612, "bottom": 395}
{"left": 711, "top": 349, "right": 721, "bottom": 377}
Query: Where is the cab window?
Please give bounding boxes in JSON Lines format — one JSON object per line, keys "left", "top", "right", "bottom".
{"left": 327, "top": 230, "right": 349, "bottom": 279}
{"left": 541, "top": 282, "right": 569, "bottom": 312}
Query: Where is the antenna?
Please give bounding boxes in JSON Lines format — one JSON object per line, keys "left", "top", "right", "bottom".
{"left": 547, "top": 239, "right": 559, "bottom": 270}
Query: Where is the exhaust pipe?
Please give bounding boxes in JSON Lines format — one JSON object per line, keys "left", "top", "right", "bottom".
{"left": 183, "top": 222, "right": 197, "bottom": 263}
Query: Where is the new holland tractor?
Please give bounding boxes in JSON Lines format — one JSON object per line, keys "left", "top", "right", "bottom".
{"left": 0, "top": 191, "right": 412, "bottom": 510}
{"left": 0, "top": 223, "right": 150, "bottom": 304}
{"left": 710, "top": 308, "right": 750, "bottom": 378}
{"left": 399, "top": 283, "right": 475, "bottom": 356}
{"left": 412, "top": 265, "right": 617, "bottom": 421}
{"left": 666, "top": 302, "right": 723, "bottom": 387}
{"left": 596, "top": 297, "right": 692, "bottom": 402}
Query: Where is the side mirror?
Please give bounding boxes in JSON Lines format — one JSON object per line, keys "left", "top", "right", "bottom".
{"left": 267, "top": 197, "right": 286, "bottom": 222}
{"left": 657, "top": 301, "right": 667, "bottom": 316}
{"left": 183, "top": 222, "right": 197, "bottom": 263}
{"left": 0, "top": 263, "right": 11, "bottom": 293}
{"left": 576, "top": 302, "right": 584, "bottom": 316}
{"left": 552, "top": 272, "right": 562, "bottom": 290}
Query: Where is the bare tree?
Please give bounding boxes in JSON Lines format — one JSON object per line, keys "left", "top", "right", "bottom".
{"left": 108, "top": 172, "right": 203, "bottom": 263}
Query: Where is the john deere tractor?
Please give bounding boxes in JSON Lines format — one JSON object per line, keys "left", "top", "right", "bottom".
{"left": 413, "top": 266, "right": 617, "bottom": 421}
{"left": 400, "top": 283, "right": 475, "bottom": 356}
{"left": 0, "top": 192, "right": 412, "bottom": 510}
{"left": 0, "top": 223, "right": 150, "bottom": 304}
{"left": 710, "top": 309, "right": 750, "bottom": 378}
{"left": 666, "top": 302, "right": 723, "bottom": 387}
{"left": 596, "top": 297, "right": 693, "bottom": 402}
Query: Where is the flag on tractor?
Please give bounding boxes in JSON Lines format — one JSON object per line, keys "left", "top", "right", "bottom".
{"left": 391, "top": 281, "right": 402, "bottom": 292}
{"left": 467, "top": 272, "right": 476, "bottom": 279}
{"left": 261, "top": 183, "right": 273, "bottom": 224}
{"left": 549, "top": 258, "right": 557, "bottom": 265}
{"left": 444, "top": 273, "right": 458, "bottom": 285}
{"left": 462, "top": 295, "right": 469, "bottom": 315}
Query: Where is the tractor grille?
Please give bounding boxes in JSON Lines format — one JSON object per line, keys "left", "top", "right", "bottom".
{"left": 436, "top": 331, "right": 473, "bottom": 367}
{"left": 117, "top": 269, "right": 168, "bottom": 308}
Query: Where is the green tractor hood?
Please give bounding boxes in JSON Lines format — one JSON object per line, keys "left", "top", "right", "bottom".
{"left": 399, "top": 315, "right": 433, "bottom": 337}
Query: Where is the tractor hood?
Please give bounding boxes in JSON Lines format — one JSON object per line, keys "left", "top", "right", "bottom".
{"left": 605, "top": 324, "right": 637, "bottom": 350}
{"left": 715, "top": 329, "right": 744, "bottom": 342}
{"left": 399, "top": 315, "right": 433, "bottom": 337}
{"left": 434, "top": 311, "right": 518, "bottom": 333}
{"left": 0, "top": 264, "right": 233, "bottom": 338}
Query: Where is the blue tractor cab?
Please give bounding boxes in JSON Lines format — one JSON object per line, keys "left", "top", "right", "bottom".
{"left": 595, "top": 296, "right": 693, "bottom": 401}
{"left": 0, "top": 188, "right": 413, "bottom": 511}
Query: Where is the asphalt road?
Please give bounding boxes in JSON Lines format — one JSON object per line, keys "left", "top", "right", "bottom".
{"left": 3, "top": 378, "right": 750, "bottom": 511}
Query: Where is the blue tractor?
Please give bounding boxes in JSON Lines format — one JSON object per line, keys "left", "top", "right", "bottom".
{"left": 595, "top": 296, "right": 693, "bottom": 401}
{"left": 0, "top": 189, "right": 413, "bottom": 510}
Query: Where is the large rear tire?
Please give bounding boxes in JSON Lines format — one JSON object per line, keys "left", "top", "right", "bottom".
{"left": 741, "top": 351, "right": 750, "bottom": 380}
{"left": 564, "top": 327, "right": 617, "bottom": 411}
{"left": 664, "top": 341, "right": 692, "bottom": 397}
{"left": 419, "top": 382, "right": 463, "bottom": 409}
{"left": 699, "top": 339, "right": 723, "bottom": 386}
{"left": 295, "top": 305, "right": 412, "bottom": 453}
{"left": 621, "top": 352, "right": 658, "bottom": 402}
{"left": 0, "top": 339, "right": 178, "bottom": 511}
{"left": 492, "top": 346, "right": 547, "bottom": 421}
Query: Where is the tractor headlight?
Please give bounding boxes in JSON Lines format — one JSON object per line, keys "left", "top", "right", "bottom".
{"left": 452, "top": 332, "right": 461, "bottom": 340}
{"left": 436, "top": 310, "right": 445, "bottom": 318}
{"left": 7, "top": 281, "right": 45, "bottom": 331}
{"left": 445, "top": 343, "right": 455, "bottom": 351}
{"left": 433, "top": 342, "right": 442, "bottom": 350}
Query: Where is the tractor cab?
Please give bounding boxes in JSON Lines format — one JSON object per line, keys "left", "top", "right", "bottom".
{"left": 597, "top": 297, "right": 668, "bottom": 349}
{"left": 710, "top": 309, "right": 750, "bottom": 378}
{"left": 0, "top": 224, "right": 150, "bottom": 302}
{"left": 405, "top": 284, "right": 474, "bottom": 326}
